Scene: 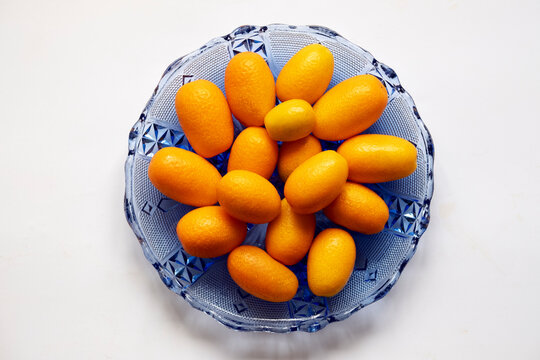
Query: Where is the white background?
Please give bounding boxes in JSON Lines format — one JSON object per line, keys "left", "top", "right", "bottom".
{"left": 2, "top": 0, "right": 539, "bottom": 359}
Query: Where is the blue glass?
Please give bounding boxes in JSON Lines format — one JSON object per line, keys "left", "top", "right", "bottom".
{"left": 124, "top": 24, "right": 434, "bottom": 333}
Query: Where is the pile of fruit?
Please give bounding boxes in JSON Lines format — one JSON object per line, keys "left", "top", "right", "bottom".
{"left": 148, "top": 44, "right": 417, "bottom": 302}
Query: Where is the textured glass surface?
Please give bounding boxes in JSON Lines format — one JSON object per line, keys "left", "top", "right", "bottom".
{"left": 124, "top": 24, "right": 434, "bottom": 333}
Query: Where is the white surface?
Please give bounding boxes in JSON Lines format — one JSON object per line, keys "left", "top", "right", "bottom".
{"left": 1, "top": 0, "right": 539, "bottom": 358}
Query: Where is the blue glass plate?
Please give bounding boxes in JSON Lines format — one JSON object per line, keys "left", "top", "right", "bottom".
{"left": 124, "top": 24, "right": 434, "bottom": 333}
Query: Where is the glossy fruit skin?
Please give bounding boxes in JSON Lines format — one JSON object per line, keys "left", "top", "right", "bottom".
{"left": 217, "top": 170, "right": 281, "bottom": 224}
{"left": 337, "top": 134, "right": 417, "bottom": 183}
{"left": 227, "top": 245, "right": 298, "bottom": 302}
{"left": 148, "top": 147, "right": 221, "bottom": 207}
{"left": 284, "top": 151, "right": 348, "bottom": 214}
{"left": 176, "top": 206, "right": 246, "bottom": 258}
{"left": 276, "top": 44, "right": 334, "bottom": 104}
{"left": 307, "top": 228, "right": 356, "bottom": 297}
{"left": 324, "top": 182, "right": 389, "bottom": 235}
{"left": 313, "top": 74, "right": 388, "bottom": 141}
{"left": 264, "top": 99, "right": 316, "bottom": 142}
{"left": 175, "top": 79, "right": 234, "bottom": 158}
{"left": 277, "top": 135, "right": 322, "bottom": 182}
{"left": 227, "top": 127, "right": 278, "bottom": 179}
{"left": 225, "top": 52, "right": 276, "bottom": 127}
{"left": 266, "top": 199, "right": 316, "bottom": 266}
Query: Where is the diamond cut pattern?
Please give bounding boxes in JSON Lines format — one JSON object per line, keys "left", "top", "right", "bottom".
{"left": 233, "top": 288, "right": 251, "bottom": 313}
{"left": 234, "top": 300, "right": 248, "bottom": 313}
{"left": 157, "top": 198, "right": 178, "bottom": 212}
{"left": 181, "top": 75, "right": 194, "bottom": 85}
{"left": 138, "top": 123, "right": 185, "bottom": 157}
{"left": 377, "top": 189, "right": 426, "bottom": 236}
{"left": 141, "top": 201, "right": 155, "bottom": 216}
{"left": 288, "top": 262, "right": 328, "bottom": 318}
{"left": 231, "top": 33, "right": 267, "bottom": 58}
{"left": 365, "top": 269, "right": 377, "bottom": 282}
{"left": 289, "top": 287, "right": 328, "bottom": 317}
{"left": 164, "top": 249, "right": 214, "bottom": 288}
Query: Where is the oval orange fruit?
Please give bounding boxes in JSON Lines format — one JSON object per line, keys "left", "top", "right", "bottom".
{"left": 175, "top": 79, "right": 234, "bottom": 158}
{"left": 266, "top": 199, "right": 316, "bottom": 266}
{"left": 228, "top": 245, "right": 298, "bottom": 302}
{"left": 227, "top": 127, "right": 278, "bottom": 179}
{"left": 276, "top": 44, "right": 334, "bottom": 104}
{"left": 307, "top": 228, "right": 356, "bottom": 297}
{"left": 264, "top": 99, "right": 316, "bottom": 142}
{"left": 277, "top": 135, "right": 322, "bottom": 182}
{"left": 324, "top": 182, "right": 389, "bottom": 234}
{"left": 313, "top": 74, "right": 388, "bottom": 141}
{"left": 148, "top": 147, "right": 221, "bottom": 207}
{"left": 284, "top": 150, "right": 348, "bottom": 214}
{"left": 337, "top": 134, "right": 417, "bottom": 183}
{"left": 217, "top": 170, "right": 281, "bottom": 224}
{"left": 176, "top": 206, "right": 246, "bottom": 258}
{"left": 225, "top": 52, "right": 276, "bottom": 127}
